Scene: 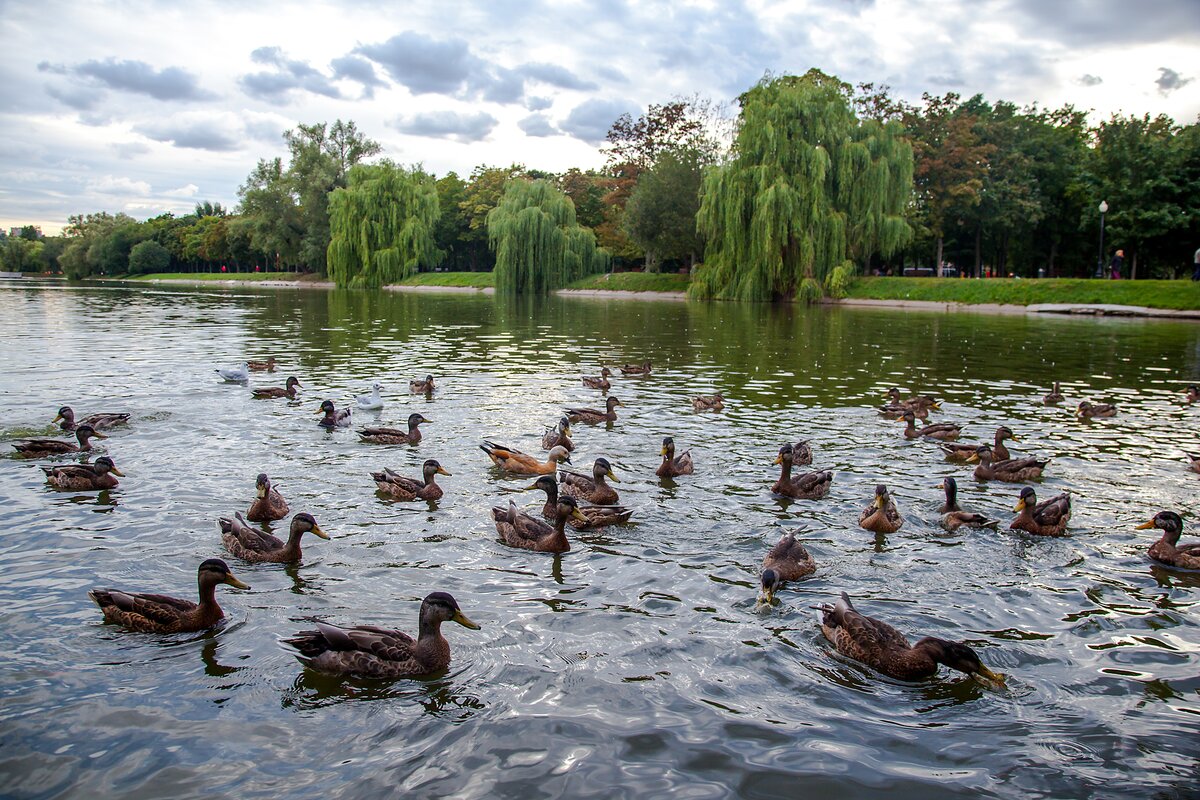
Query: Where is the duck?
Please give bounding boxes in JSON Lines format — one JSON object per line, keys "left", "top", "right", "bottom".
{"left": 566, "top": 396, "right": 622, "bottom": 424}
{"left": 581, "top": 367, "right": 612, "bottom": 390}
{"left": 355, "top": 382, "right": 385, "bottom": 410}
{"left": 220, "top": 511, "right": 328, "bottom": 563}
{"left": 1009, "top": 487, "right": 1071, "bottom": 536}
{"left": 1185, "top": 385, "right": 1200, "bottom": 404}
{"left": 317, "top": 400, "right": 353, "bottom": 428}
{"left": 492, "top": 496, "right": 587, "bottom": 553}
{"left": 252, "top": 376, "right": 301, "bottom": 399}
{"left": 481, "top": 442, "right": 571, "bottom": 475}
{"left": 88, "top": 558, "right": 250, "bottom": 633}
{"left": 372, "top": 460, "right": 451, "bottom": 501}
{"left": 937, "top": 476, "right": 997, "bottom": 531}
{"left": 620, "top": 360, "right": 652, "bottom": 375}
{"left": 541, "top": 417, "right": 575, "bottom": 452}
{"left": 886, "top": 387, "right": 940, "bottom": 411}
{"left": 216, "top": 362, "right": 250, "bottom": 382}
{"left": 13, "top": 424, "right": 105, "bottom": 457}
{"left": 247, "top": 357, "right": 277, "bottom": 372}
{"left": 359, "top": 413, "right": 429, "bottom": 445}
{"left": 1188, "top": 453, "right": 1200, "bottom": 474}
{"left": 560, "top": 457, "right": 622, "bottom": 504}
{"left": 818, "top": 592, "right": 1006, "bottom": 686}
{"left": 1138, "top": 511, "right": 1200, "bottom": 569}
{"left": 900, "top": 409, "right": 961, "bottom": 441}
{"left": 771, "top": 444, "right": 831, "bottom": 499}
{"left": 410, "top": 374, "right": 436, "bottom": 393}
{"left": 968, "top": 445, "right": 1050, "bottom": 482}
{"left": 54, "top": 406, "right": 130, "bottom": 432}
{"left": 528, "top": 475, "right": 632, "bottom": 529}
{"left": 1077, "top": 401, "right": 1117, "bottom": 419}
{"left": 42, "top": 456, "right": 124, "bottom": 491}
{"left": 692, "top": 393, "right": 724, "bottom": 411}
{"left": 655, "top": 437, "right": 694, "bottom": 478}
{"left": 1043, "top": 382, "right": 1065, "bottom": 405}
{"left": 879, "top": 402, "right": 929, "bottom": 420}
{"left": 758, "top": 533, "right": 816, "bottom": 604}
{"left": 247, "top": 473, "right": 289, "bottom": 522}
{"left": 940, "top": 426, "right": 1017, "bottom": 462}
{"left": 283, "top": 592, "right": 479, "bottom": 678}
{"left": 859, "top": 484, "right": 904, "bottom": 533}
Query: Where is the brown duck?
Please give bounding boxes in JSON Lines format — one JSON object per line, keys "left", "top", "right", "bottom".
{"left": 220, "top": 511, "right": 328, "bottom": 563}
{"left": 410, "top": 374, "right": 436, "bottom": 393}
{"left": 937, "top": 476, "right": 997, "bottom": 531}
{"left": 940, "top": 426, "right": 1017, "bottom": 462}
{"left": 566, "top": 396, "right": 622, "bottom": 424}
{"left": 247, "top": 473, "right": 289, "bottom": 522}
{"left": 759, "top": 532, "right": 816, "bottom": 604}
{"left": 13, "top": 424, "right": 105, "bottom": 457}
{"left": 561, "top": 457, "right": 621, "bottom": 504}
{"left": 360, "top": 413, "right": 429, "bottom": 445}
{"left": 88, "top": 558, "right": 250, "bottom": 633}
{"left": 529, "top": 475, "right": 632, "bottom": 529}
{"left": 619, "top": 360, "right": 652, "bottom": 375}
{"left": 692, "top": 393, "right": 724, "bottom": 411}
{"left": 968, "top": 445, "right": 1049, "bottom": 482}
{"left": 1077, "top": 401, "right": 1117, "bottom": 419}
{"left": 1043, "top": 382, "right": 1065, "bottom": 405}
{"left": 1138, "top": 511, "right": 1200, "bottom": 569}
{"left": 252, "top": 376, "right": 301, "bottom": 399}
{"left": 1009, "top": 487, "right": 1071, "bottom": 536}
{"left": 581, "top": 367, "right": 612, "bottom": 390}
{"left": 54, "top": 406, "right": 129, "bottom": 432}
{"left": 42, "top": 456, "right": 124, "bottom": 491}
{"left": 541, "top": 417, "right": 575, "bottom": 452}
{"left": 771, "top": 444, "right": 831, "bottom": 499}
{"left": 481, "top": 442, "right": 571, "bottom": 475}
{"left": 372, "top": 460, "right": 451, "bottom": 501}
{"left": 492, "top": 496, "right": 587, "bottom": 553}
{"left": 656, "top": 437, "right": 694, "bottom": 478}
{"left": 859, "top": 484, "right": 903, "bottom": 533}
{"left": 900, "top": 410, "right": 960, "bottom": 441}
{"left": 247, "top": 357, "right": 277, "bottom": 372}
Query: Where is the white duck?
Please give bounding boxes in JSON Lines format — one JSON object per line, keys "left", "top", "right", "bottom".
{"left": 356, "top": 382, "right": 385, "bottom": 411}
{"left": 216, "top": 362, "right": 250, "bottom": 382}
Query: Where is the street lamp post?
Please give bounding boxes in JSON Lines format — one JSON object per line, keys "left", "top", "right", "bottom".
{"left": 1095, "top": 200, "right": 1108, "bottom": 278}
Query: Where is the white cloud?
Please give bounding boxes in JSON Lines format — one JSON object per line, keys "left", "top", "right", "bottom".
{"left": 163, "top": 183, "right": 200, "bottom": 197}
{"left": 86, "top": 175, "right": 152, "bottom": 195}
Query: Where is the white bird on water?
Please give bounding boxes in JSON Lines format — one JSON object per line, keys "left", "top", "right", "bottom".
{"left": 356, "top": 383, "right": 385, "bottom": 411}
{"left": 216, "top": 362, "right": 250, "bottom": 382}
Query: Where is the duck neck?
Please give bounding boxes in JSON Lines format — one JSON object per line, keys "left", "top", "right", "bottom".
{"left": 910, "top": 637, "right": 954, "bottom": 673}
{"left": 778, "top": 458, "right": 793, "bottom": 481}
{"left": 1160, "top": 526, "right": 1181, "bottom": 547}
{"left": 423, "top": 470, "right": 437, "bottom": 488}
{"left": 196, "top": 578, "right": 223, "bottom": 619}
{"left": 549, "top": 512, "right": 571, "bottom": 549}
{"left": 942, "top": 485, "right": 960, "bottom": 513}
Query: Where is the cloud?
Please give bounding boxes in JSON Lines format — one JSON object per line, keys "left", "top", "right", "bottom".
{"left": 356, "top": 32, "right": 482, "bottom": 95}
{"left": 163, "top": 183, "right": 200, "bottom": 198}
{"left": 518, "top": 113, "right": 558, "bottom": 137}
{"left": 525, "top": 96, "right": 554, "bottom": 112}
{"left": 239, "top": 46, "right": 342, "bottom": 104}
{"left": 1077, "top": 74, "right": 1103, "bottom": 87}
{"left": 113, "top": 142, "right": 152, "bottom": 159}
{"left": 391, "top": 110, "right": 498, "bottom": 142}
{"left": 1155, "top": 67, "right": 1192, "bottom": 95}
{"left": 86, "top": 175, "right": 152, "bottom": 196}
{"left": 515, "top": 62, "right": 598, "bottom": 91}
{"left": 73, "top": 58, "right": 213, "bottom": 101}
{"left": 1005, "top": 0, "right": 1200, "bottom": 47}
{"left": 330, "top": 54, "right": 388, "bottom": 99}
{"left": 558, "top": 98, "right": 634, "bottom": 145}
{"left": 46, "top": 84, "right": 101, "bottom": 111}
{"left": 135, "top": 116, "right": 242, "bottom": 151}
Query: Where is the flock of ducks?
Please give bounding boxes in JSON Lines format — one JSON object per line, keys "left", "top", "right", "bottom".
{"left": 12, "top": 361, "right": 1199, "bottom": 685}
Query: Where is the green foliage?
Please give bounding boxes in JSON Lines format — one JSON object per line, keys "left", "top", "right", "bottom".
{"left": 0, "top": 237, "right": 43, "bottom": 271}
{"left": 623, "top": 150, "right": 704, "bottom": 270}
{"left": 396, "top": 271, "right": 495, "bottom": 288}
{"left": 845, "top": 277, "right": 1200, "bottom": 310}
{"left": 825, "top": 261, "right": 855, "bottom": 299}
{"left": 567, "top": 271, "right": 691, "bottom": 292}
{"left": 327, "top": 161, "right": 442, "bottom": 288}
{"left": 127, "top": 240, "right": 171, "bottom": 275}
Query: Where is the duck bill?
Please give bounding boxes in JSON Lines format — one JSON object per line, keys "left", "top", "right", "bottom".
{"left": 524, "top": 481, "right": 541, "bottom": 490}
{"left": 315, "top": 406, "right": 326, "bottom": 414}
{"left": 1013, "top": 498, "right": 1027, "bottom": 512}
{"left": 1008, "top": 435, "right": 1020, "bottom": 442}
{"left": 110, "top": 466, "right": 126, "bottom": 477}
{"left": 256, "top": 485, "right": 267, "bottom": 499}
{"left": 224, "top": 575, "right": 251, "bottom": 590}
{"left": 606, "top": 469, "right": 620, "bottom": 482}
{"left": 52, "top": 413, "right": 63, "bottom": 423}
{"left": 972, "top": 666, "right": 1007, "bottom": 687}
{"left": 310, "top": 524, "right": 330, "bottom": 540}
{"left": 772, "top": 454, "right": 783, "bottom": 465}
{"left": 92, "top": 431, "right": 108, "bottom": 439}
{"left": 875, "top": 495, "right": 885, "bottom": 509}
{"left": 437, "top": 466, "right": 452, "bottom": 477}
{"left": 452, "top": 610, "right": 481, "bottom": 630}
{"left": 1134, "top": 519, "right": 1157, "bottom": 530}
{"left": 967, "top": 453, "right": 980, "bottom": 463}
{"left": 661, "top": 447, "right": 668, "bottom": 456}
{"left": 758, "top": 588, "right": 776, "bottom": 605}
{"left": 570, "top": 507, "right": 588, "bottom": 523}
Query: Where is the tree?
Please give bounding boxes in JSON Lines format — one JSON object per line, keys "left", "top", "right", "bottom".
{"left": 1, "top": 237, "right": 43, "bottom": 272}
{"left": 487, "top": 179, "right": 610, "bottom": 294}
{"left": 622, "top": 150, "right": 704, "bottom": 270}
{"left": 128, "top": 240, "right": 170, "bottom": 275}
{"left": 327, "top": 161, "right": 441, "bottom": 288}
{"left": 58, "top": 212, "right": 136, "bottom": 279}
{"left": 238, "top": 157, "right": 303, "bottom": 269}
{"left": 458, "top": 164, "right": 530, "bottom": 271}
{"left": 432, "top": 172, "right": 474, "bottom": 271}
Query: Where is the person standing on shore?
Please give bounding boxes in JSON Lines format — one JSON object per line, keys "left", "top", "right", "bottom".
{"left": 1109, "top": 249, "right": 1124, "bottom": 280}
{"left": 1193, "top": 245, "right": 1200, "bottom": 281}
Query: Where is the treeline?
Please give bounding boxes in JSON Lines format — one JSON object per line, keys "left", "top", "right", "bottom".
{"left": 7, "top": 69, "right": 1197, "bottom": 296}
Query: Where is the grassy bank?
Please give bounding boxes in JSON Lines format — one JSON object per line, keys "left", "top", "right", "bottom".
{"left": 395, "top": 271, "right": 494, "bottom": 288}
{"left": 843, "top": 277, "right": 1200, "bottom": 310}
{"left": 566, "top": 272, "right": 692, "bottom": 292}
{"left": 131, "top": 272, "right": 312, "bottom": 282}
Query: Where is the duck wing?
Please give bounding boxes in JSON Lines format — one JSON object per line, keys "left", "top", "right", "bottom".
{"left": 558, "top": 469, "right": 597, "bottom": 498}
{"left": 220, "top": 513, "right": 285, "bottom": 552}
{"left": 1034, "top": 493, "right": 1071, "bottom": 526}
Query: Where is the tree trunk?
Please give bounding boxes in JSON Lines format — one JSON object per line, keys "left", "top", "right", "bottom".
{"left": 935, "top": 236, "right": 944, "bottom": 278}
{"left": 974, "top": 226, "right": 982, "bottom": 278}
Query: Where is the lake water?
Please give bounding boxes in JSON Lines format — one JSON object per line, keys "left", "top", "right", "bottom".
{"left": 0, "top": 282, "right": 1197, "bottom": 799}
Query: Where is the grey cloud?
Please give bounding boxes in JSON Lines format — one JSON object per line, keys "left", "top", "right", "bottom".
{"left": 516, "top": 62, "right": 598, "bottom": 91}
{"left": 1155, "top": 67, "right": 1192, "bottom": 95}
{"left": 558, "top": 98, "right": 635, "bottom": 145}
{"left": 1005, "top": 0, "right": 1200, "bottom": 47}
{"left": 593, "top": 65, "right": 627, "bottom": 85}
{"left": 391, "top": 110, "right": 499, "bottom": 142}
{"left": 113, "top": 142, "right": 152, "bottom": 159}
{"left": 74, "top": 58, "right": 213, "bottom": 101}
{"left": 518, "top": 113, "right": 558, "bottom": 137}
{"left": 928, "top": 74, "right": 967, "bottom": 88}
{"left": 1078, "top": 74, "right": 1103, "bottom": 87}
{"left": 480, "top": 66, "right": 526, "bottom": 104}
{"left": 356, "top": 32, "right": 481, "bottom": 95}
{"left": 240, "top": 47, "right": 342, "bottom": 104}
{"left": 36, "top": 62, "right": 67, "bottom": 75}
{"left": 525, "top": 96, "right": 553, "bottom": 112}
{"left": 135, "top": 120, "right": 241, "bottom": 152}
{"left": 46, "top": 84, "right": 101, "bottom": 111}
{"left": 243, "top": 118, "right": 287, "bottom": 142}
{"left": 331, "top": 55, "right": 388, "bottom": 98}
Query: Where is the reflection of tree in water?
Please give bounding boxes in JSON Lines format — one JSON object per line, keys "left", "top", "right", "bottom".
{"left": 281, "top": 669, "right": 485, "bottom": 719}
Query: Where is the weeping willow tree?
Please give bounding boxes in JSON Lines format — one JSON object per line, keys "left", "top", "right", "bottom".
{"left": 327, "top": 161, "right": 441, "bottom": 288}
{"left": 487, "top": 179, "right": 610, "bottom": 294}
{"left": 692, "top": 70, "right": 913, "bottom": 302}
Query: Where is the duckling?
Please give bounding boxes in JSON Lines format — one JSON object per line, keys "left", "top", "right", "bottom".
{"left": 1186, "top": 385, "right": 1200, "bottom": 404}
{"left": 655, "top": 437, "right": 694, "bottom": 478}
{"left": 42, "top": 456, "right": 124, "bottom": 491}
{"left": 247, "top": 357, "right": 277, "bottom": 372}
{"left": 620, "top": 360, "right": 652, "bottom": 375}
{"left": 560, "top": 457, "right": 622, "bottom": 504}
{"left": 216, "top": 362, "right": 250, "bottom": 382}
{"left": 1138, "top": 511, "right": 1200, "bottom": 569}
{"left": 692, "top": 393, "right": 724, "bottom": 411}
{"left": 1043, "top": 382, "right": 1065, "bottom": 405}
{"left": 359, "top": 413, "right": 429, "bottom": 445}
{"left": 481, "top": 442, "right": 571, "bottom": 475}
{"left": 372, "top": 460, "right": 451, "bottom": 501}
{"left": 220, "top": 511, "right": 328, "bottom": 563}
{"left": 284, "top": 592, "right": 479, "bottom": 678}
{"left": 355, "top": 382, "right": 385, "bottom": 410}
{"left": 89, "top": 558, "right": 249, "bottom": 633}
{"left": 528, "top": 475, "right": 632, "bottom": 529}
{"left": 940, "top": 426, "right": 1017, "bottom": 462}
{"left": 492, "top": 496, "right": 587, "bottom": 553}
{"left": 541, "top": 417, "right": 575, "bottom": 452}
{"left": 937, "top": 476, "right": 997, "bottom": 531}
{"left": 317, "top": 400, "right": 352, "bottom": 428}
{"left": 771, "top": 444, "right": 831, "bottom": 499}
{"left": 410, "top": 374, "right": 436, "bottom": 393}
{"left": 247, "top": 473, "right": 289, "bottom": 522}
{"left": 566, "top": 396, "right": 622, "bottom": 424}
{"left": 900, "top": 410, "right": 961, "bottom": 441}
{"left": 252, "top": 376, "right": 301, "bottom": 399}
{"left": 859, "top": 484, "right": 903, "bottom": 533}
{"left": 1009, "top": 487, "right": 1071, "bottom": 536}
{"left": 818, "top": 592, "right": 1006, "bottom": 685}
{"left": 13, "top": 424, "right": 105, "bottom": 457}
{"left": 1077, "top": 401, "right": 1117, "bottom": 419}
{"left": 54, "top": 406, "right": 129, "bottom": 432}
{"left": 968, "top": 445, "right": 1050, "bottom": 482}
{"left": 582, "top": 367, "right": 612, "bottom": 390}
{"left": 758, "top": 533, "right": 816, "bottom": 603}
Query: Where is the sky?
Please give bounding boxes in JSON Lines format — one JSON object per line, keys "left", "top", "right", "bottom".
{"left": 2, "top": 0, "right": 1198, "bottom": 235}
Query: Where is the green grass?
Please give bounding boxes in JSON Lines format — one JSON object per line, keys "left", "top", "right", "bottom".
{"left": 566, "top": 272, "right": 692, "bottom": 292}
{"left": 395, "top": 271, "right": 495, "bottom": 288}
{"left": 843, "top": 277, "right": 1200, "bottom": 310}
{"left": 130, "top": 272, "right": 304, "bottom": 282}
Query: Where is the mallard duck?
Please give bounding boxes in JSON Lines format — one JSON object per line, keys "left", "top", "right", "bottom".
{"left": 1043, "top": 382, "right": 1065, "bottom": 405}
{"left": 481, "top": 442, "right": 571, "bottom": 475}
{"left": 771, "top": 444, "right": 831, "bottom": 499}
{"left": 1185, "top": 385, "right": 1200, "bottom": 404}
{"left": 900, "top": 410, "right": 961, "bottom": 441}
{"left": 216, "top": 362, "right": 250, "bottom": 382}
{"left": 410, "top": 374, "right": 436, "bottom": 393}
{"left": 528, "top": 475, "right": 632, "bottom": 529}
{"left": 1138, "top": 511, "right": 1200, "bottom": 569}
{"left": 247, "top": 357, "right": 277, "bottom": 372}
{"left": 492, "top": 496, "right": 586, "bottom": 553}
{"left": 582, "top": 367, "right": 612, "bottom": 390}
{"left": 220, "top": 511, "right": 328, "bottom": 563}
{"left": 360, "top": 414, "right": 429, "bottom": 445}
{"left": 818, "top": 592, "right": 1006, "bottom": 685}
{"left": 247, "top": 473, "right": 289, "bottom": 521}
{"left": 355, "top": 382, "right": 385, "bottom": 410}
{"left": 317, "top": 400, "right": 352, "bottom": 428}
{"left": 42, "top": 456, "right": 124, "bottom": 491}
{"left": 372, "top": 460, "right": 451, "bottom": 501}
{"left": 566, "top": 396, "right": 622, "bottom": 424}
{"left": 560, "top": 457, "right": 621, "bottom": 504}
{"left": 620, "top": 360, "right": 652, "bottom": 375}
{"left": 692, "top": 393, "right": 724, "bottom": 411}
{"left": 655, "top": 437, "right": 694, "bottom": 478}
{"left": 886, "top": 387, "right": 940, "bottom": 411}
{"left": 879, "top": 402, "right": 929, "bottom": 420}
{"left": 541, "top": 417, "right": 575, "bottom": 452}
{"left": 1077, "top": 401, "right": 1117, "bottom": 419}
{"left": 759, "top": 533, "right": 816, "bottom": 603}
{"left": 284, "top": 592, "right": 479, "bottom": 678}
{"left": 54, "top": 406, "right": 129, "bottom": 432}
{"left": 968, "top": 445, "right": 1049, "bottom": 482}
{"left": 859, "top": 484, "right": 903, "bottom": 533}
{"left": 940, "top": 426, "right": 1017, "bottom": 462}
{"left": 13, "top": 424, "right": 105, "bottom": 457}
{"left": 89, "top": 558, "right": 249, "bottom": 633}
{"left": 937, "top": 476, "right": 997, "bottom": 531}
{"left": 252, "top": 376, "right": 301, "bottom": 399}
{"left": 1009, "top": 487, "right": 1071, "bottom": 536}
